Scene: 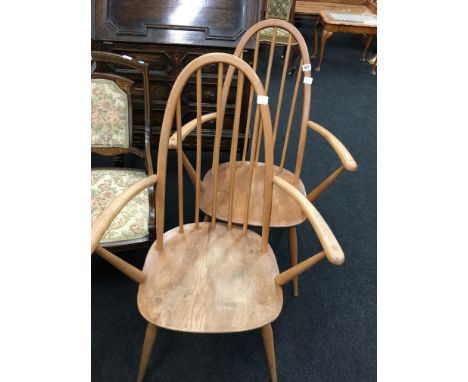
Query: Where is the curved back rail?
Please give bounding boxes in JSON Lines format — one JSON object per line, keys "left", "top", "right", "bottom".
{"left": 155, "top": 53, "right": 275, "bottom": 252}
{"left": 221, "top": 19, "right": 312, "bottom": 183}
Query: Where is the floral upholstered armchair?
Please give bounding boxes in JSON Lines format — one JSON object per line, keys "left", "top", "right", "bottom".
{"left": 91, "top": 51, "right": 155, "bottom": 252}
{"left": 261, "top": 0, "right": 296, "bottom": 43}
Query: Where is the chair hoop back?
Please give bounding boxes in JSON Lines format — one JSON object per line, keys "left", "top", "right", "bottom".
{"left": 155, "top": 53, "right": 275, "bottom": 252}
{"left": 221, "top": 19, "right": 312, "bottom": 182}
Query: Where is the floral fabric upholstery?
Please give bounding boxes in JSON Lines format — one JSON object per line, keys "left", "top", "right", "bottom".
{"left": 91, "top": 169, "right": 149, "bottom": 243}
{"left": 265, "top": 0, "right": 292, "bottom": 20}
{"left": 91, "top": 78, "right": 130, "bottom": 148}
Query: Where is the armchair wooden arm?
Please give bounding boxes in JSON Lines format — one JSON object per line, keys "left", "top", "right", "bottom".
{"left": 306, "top": 121, "right": 357, "bottom": 202}
{"left": 307, "top": 121, "right": 357, "bottom": 172}
{"left": 168, "top": 112, "right": 217, "bottom": 149}
{"left": 92, "top": 174, "right": 158, "bottom": 253}
{"left": 272, "top": 175, "right": 344, "bottom": 286}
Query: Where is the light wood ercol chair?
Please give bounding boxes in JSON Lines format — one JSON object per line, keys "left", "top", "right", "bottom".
{"left": 169, "top": 19, "right": 357, "bottom": 297}
{"left": 92, "top": 53, "right": 345, "bottom": 382}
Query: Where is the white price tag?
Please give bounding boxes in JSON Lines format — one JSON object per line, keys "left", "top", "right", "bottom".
{"left": 257, "top": 95, "right": 269, "bottom": 105}
{"left": 302, "top": 64, "right": 311, "bottom": 72}
{"left": 303, "top": 77, "right": 313, "bottom": 85}
{"left": 122, "top": 55, "right": 132, "bottom": 60}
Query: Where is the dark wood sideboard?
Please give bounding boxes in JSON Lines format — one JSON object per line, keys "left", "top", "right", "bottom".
{"left": 92, "top": 0, "right": 262, "bottom": 151}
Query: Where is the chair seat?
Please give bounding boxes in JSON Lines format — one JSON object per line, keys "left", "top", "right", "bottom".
{"left": 137, "top": 222, "right": 283, "bottom": 333}
{"left": 200, "top": 161, "right": 307, "bottom": 227}
{"left": 259, "top": 26, "right": 297, "bottom": 45}
{"left": 91, "top": 168, "right": 149, "bottom": 244}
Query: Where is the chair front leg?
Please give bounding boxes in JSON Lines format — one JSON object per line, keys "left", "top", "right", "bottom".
{"left": 137, "top": 322, "right": 158, "bottom": 382}
{"left": 288, "top": 45, "right": 300, "bottom": 76}
{"left": 261, "top": 323, "right": 278, "bottom": 382}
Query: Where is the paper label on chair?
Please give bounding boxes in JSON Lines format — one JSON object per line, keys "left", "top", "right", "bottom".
{"left": 303, "top": 77, "right": 313, "bottom": 84}
{"left": 122, "top": 55, "right": 132, "bottom": 60}
{"left": 302, "top": 64, "right": 312, "bottom": 72}
{"left": 257, "top": 95, "right": 269, "bottom": 105}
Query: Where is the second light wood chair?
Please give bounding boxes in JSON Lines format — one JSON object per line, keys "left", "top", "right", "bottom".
{"left": 169, "top": 19, "right": 357, "bottom": 297}
{"left": 92, "top": 52, "right": 347, "bottom": 381}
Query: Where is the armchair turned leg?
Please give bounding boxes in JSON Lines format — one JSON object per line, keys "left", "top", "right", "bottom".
{"left": 137, "top": 322, "right": 158, "bottom": 382}
{"left": 281, "top": 45, "right": 287, "bottom": 59}
{"left": 261, "top": 324, "right": 278, "bottom": 382}
{"left": 288, "top": 45, "right": 300, "bottom": 76}
{"left": 316, "top": 30, "right": 333, "bottom": 72}
{"left": 288, "top": 226, "right": 299, "bottom": 297}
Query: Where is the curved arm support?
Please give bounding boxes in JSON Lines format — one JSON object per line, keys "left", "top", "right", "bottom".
{"left": 307, "top": 121, "right": 357, "bottom": 172}
{"left": 276, "top": 251, "right": 326, "bottom": 286}
{"left": 168, "top": 112, "right": 217, "bottom": 149}
{"left": 94, "top": 246, "right": 147, "bottom": 284}
{"left": 91, "top": 174, "right": 158, "bottom": 253}
{"left": 272, "top": 176, "right": 345, "bottom": 265}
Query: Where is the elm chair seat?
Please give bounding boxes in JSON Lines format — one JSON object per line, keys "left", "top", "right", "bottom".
{"left": 91, "top": 168, "right": 149, "bottom": 243}
{"left": 137, "top": 222, "right": 283, "bottom": 333}
{"left": 201, "top": 162, "right": 307, "bottom": 227}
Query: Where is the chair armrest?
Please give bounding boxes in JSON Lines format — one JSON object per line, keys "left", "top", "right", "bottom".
{"left": 168, "top": 112, "right": 217, "bottom": 149}
{"left": 307, "top": 121, "right": 357, "bottom": 172}
{"left": 91, "top": 174, "right": 158, "bottom": 253}
{"left": 272, "top": 175, "right": 344, "bottom": 265}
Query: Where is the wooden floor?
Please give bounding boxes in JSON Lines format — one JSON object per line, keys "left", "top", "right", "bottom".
{"left": 137, "top": 222, "right": 283, "bottom": 333}
{"left": 201, "top": 161, "right": 307, "bottom": 227}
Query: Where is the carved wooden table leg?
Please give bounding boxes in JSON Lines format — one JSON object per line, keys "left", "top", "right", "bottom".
{"left": 311, "top": 19, "right": 321, "bottom": 58}
{"left": 361, "top": 34, "right": 375, "bottom": 61}
{"left": 315, "top": 29, "right": 333, "bottom": 72}
{"left": 137, "top": 322, "right": 158, "bottom": 382}
{"left": 261, "top": 323, "right": 278, "bottom": 382}
{"left": 288, "top": 226, "right": 299, "bottom": 296}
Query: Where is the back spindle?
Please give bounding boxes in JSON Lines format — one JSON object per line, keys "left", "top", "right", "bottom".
{"left": 211, "top": 63, "right": 224, "bottom": 227}
{"left": 176, "top": 98, "right": 184, "bottom": 232}
{"left": 242, "top": 32, "right": 261, "bottom": 162}
{"left": 195, "top": 68, "right": 202, "bottom": 228}
{"left": 227, "top": 68, "right": 245, "bottom": 229}
{"left": 273, "top": 33, "right": 293, "bottom": 147}
{"left": 279, "top": 58, "right": 303, "bottom": 172}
